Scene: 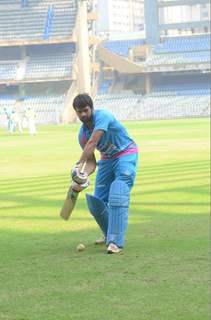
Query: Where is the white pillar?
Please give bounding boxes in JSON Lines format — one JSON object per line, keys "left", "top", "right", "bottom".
{"left": 129, "top": 0, "right": 133, "bottom": 32}
{"left": 77, "top": 0, "right": 91, "bottom": 94}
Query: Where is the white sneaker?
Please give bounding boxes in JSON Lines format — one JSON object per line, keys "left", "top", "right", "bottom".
{"left": 95, "top": 236, "right": 106, "bottom": 245}
{"left": 107, "top": 243, "right": 122, "bottom": 254}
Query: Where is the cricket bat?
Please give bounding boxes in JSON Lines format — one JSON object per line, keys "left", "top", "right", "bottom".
{"left": 60, "top": 162, "right": 87, "bottom": 221}
{"left": 60, "top": 188, "right": 80, "bottom": 221}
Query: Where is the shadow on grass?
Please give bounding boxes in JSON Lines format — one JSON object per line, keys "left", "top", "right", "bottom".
{"left": 0, "top": 159, "right": 209, "bottom": 188}
{"left": 133, "top": 183, "right": 210, "bottom": 196}
{"left": 140, "top": 159, "right": 210, "bottom": 173}
{"left": 0, "top": 207, "right": 209, "bottom": 260}
{"left": 0, "top": 173, "right": 209, "bottom": 197}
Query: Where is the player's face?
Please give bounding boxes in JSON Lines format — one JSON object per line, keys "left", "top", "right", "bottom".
{"left": 75, "top": 106, "right": 92, "bottom": 123}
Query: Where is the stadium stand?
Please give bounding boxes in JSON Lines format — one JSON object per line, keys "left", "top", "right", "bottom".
{"left": 98, "top": 33, "right": 210, "bottom": 121}
{"left": 25, "top": 44, "right": 76, "bottom": 80}
{"left": 0, "top": 44, "right": 75, "bottom": 82}
{"left": 0, "top": 1, "right": 79, "bottom": 126}
{"left": 151, "top": 74, "right": 211, "bottom": 95}
{"left": 21, "top": 94, "right": 66, "bottom": 124}
{"left": 151, "top": 87, "right": 210, "bottom": 96}
{"left": 0, "top": 0, "right": 77, "bottom": 40}
{"left": 0, "top": 94, "right": 66, "bottom": 125}
{"left": 94, "top": 94, "right": 143, "bottom": 120}
{"left": 0, "top": 61, "right": 19, "bottom": 81}
{"left": 154, "top": 35, "right": 211, "bottom": 54}
{"left": 146, "top": 34, "right": 211, "bottom": 66}
{"left": 0, "top": 1, "right": 210, "bottom": 125}
{"left": 25, "top": 52, "right": 75, "bottom": 80}
{"left": 98, "top": 80, "right": 113, "bottom": 94}
{"left": 146, "top": 50, "right": 210, "bottom": 66}
{"left": 102, "top": 34, "right": 210, "bottom": 67}
{"left": 138, "top": 95, "right": 210, "bottom": 120}
{"left": 94, "top": 92, "right": 210, "bottom": 120}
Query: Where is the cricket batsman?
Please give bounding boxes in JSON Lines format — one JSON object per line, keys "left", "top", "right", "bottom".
{"left": 71, "top": 93, "right": 138, "bottom": 254}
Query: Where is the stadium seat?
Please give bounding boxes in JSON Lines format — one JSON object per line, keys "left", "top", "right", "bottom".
{"left": 154, "top": 35, "right": 210, "bottom": 54}
{"left": 0, "top": 93, "right": 67, "bottom": 125}
{"left": 0, "top": 0, "right": 77, "bottom": 41}
{"left": 94, "top": 92, "right": 210, "bottom": 121}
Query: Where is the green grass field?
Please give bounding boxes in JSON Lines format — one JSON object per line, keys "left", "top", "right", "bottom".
{"left": 0, "top": 118, "right": 210, "bottom": 320}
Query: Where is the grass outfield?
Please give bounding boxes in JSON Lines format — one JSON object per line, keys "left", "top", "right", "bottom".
{"left": 0, "top": 118, "right": 210, "bottom": 320}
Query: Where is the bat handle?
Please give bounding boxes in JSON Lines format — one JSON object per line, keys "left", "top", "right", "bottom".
{"left": 80, "top": 161, "right": 86, "bottom": 173}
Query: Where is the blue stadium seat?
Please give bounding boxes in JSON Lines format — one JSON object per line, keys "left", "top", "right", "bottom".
{"left": 94, "top": 91, "right": 210, "bottom": 121}
{"left": 146, "top": 50, "right": 210, "bottom": 66}
{"left": 98, "top": 80, "right": 113, "bottom": 94}
{"left": 154, "top": 35, "right": 210, "bottom": 54}
{"left": 0, "top": 62, "right": 18, "bottom": 80}
{"left": 25, "top": 52, "right": 75, "bottom": 80}
{"left": 0, "top": 93, "right": 67, "bottom": 124}
{"left": 0, "top": 0, "right": 77, "bottom": 41}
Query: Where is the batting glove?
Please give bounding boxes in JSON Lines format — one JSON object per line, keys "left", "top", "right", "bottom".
{"left": 72, "top": 178, "right": 90, "bottom": 193}
{"left": 71, "top": 163, "right": 88, "bottom": 185}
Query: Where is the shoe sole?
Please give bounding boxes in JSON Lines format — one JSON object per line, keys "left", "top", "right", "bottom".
{"left": 107, "top": 249, "right": 122, "bottom": 254}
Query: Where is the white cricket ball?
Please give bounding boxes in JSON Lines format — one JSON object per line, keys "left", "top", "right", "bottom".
{"left": 76, "top": 243, "right": 85, "bottom": 252}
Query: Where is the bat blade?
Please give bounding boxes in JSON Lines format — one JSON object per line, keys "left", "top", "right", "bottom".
{"left": 59, "top": 159, "right": 97, "bottom": 221}
{"left": 60, "top": 187, "right": 79, "bottom": 221}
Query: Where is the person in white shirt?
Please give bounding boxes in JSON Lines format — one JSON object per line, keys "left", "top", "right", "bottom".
{"left": 25, "top": 107, "right": 37, "bottom": 135}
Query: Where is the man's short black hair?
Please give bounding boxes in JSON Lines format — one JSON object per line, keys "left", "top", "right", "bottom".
{"left": 73, "top": 93, "right": 93, "bottom": 110}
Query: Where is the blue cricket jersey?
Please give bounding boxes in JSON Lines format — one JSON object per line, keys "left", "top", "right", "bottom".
{"left": 78, "top": 109, "right": 138, "bottom": 159}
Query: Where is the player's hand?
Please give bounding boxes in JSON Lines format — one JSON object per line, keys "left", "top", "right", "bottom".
{"left": 71, "top": 163, "right": 88, "bottom": 184}
{"left": 72, "top": 179, "right": 90, "bottom": 193}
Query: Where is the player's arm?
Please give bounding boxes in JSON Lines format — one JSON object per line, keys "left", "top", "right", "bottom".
{"left": 85, "top": 153, "right": 97, "bottom": 175}
{"left": 78, "top": 130, "right": 104, "bottom": 164}
{"left": 71, "top": 130, "right": 101, "bottom": 185}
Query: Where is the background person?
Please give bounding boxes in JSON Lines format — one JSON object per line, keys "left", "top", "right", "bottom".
{"left": 4, "top": 106, "right": 14, "bottom": 133}
{"left": 25, "top": 107, "right": 37, "bottom": 135}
